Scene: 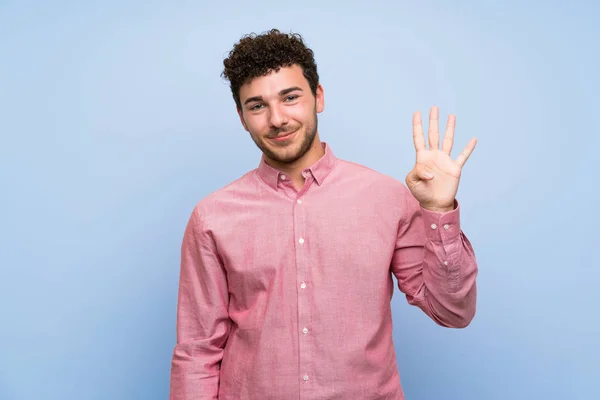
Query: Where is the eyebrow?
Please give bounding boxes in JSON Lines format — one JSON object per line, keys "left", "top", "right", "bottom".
{"left": 243, "top": 86, "right": 303, "bottom": 106}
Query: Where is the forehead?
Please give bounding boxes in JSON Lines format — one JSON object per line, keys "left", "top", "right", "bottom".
{"left": 239, "top": 64, "right": 308, "bottom": 100}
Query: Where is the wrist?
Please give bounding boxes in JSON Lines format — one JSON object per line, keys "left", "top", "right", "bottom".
{"left": 421, "top": 201, "right": 455, "bottom": 213}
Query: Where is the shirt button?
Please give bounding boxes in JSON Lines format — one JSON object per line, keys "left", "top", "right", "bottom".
{"left": 430, "top": 224, "right": 437, "bottom": 230}
{"left": 443, "top": 224, "right": 450, "bottom": 230}
{"left": 303, "top": 327, "right": 308, "bottom": 334}
{"left": 298, "top": 238, "right": 305, "bottom": 244}
{"left": 300, "top": 282, "right": 306, "bottom": 289}
{"left": 444, "top": 261, "right": 449, "bottom": 266}
{"left": 303, "top": 374, "right": 309, "bottom": 381}
{"left": 297, "top": 199, "right": 302, "bottom": 204}
{"left": 280, "top": 174, "right": 287, "bottom": 180}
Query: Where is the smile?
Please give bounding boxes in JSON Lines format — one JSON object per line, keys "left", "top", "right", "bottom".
{"left": 269, "top": 129, "right": 297, "bottom": 143}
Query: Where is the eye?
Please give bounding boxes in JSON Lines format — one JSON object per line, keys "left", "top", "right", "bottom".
{"left": 250, "top": 104, "right": 264, "bottom": 111}
{"left": 284, "top": 95, "right": 298, "bottom": 102}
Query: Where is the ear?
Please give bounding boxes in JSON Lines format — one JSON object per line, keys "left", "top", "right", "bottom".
{"left": 237, "top": 107, "right": 249, "bottom": 131}
{"left": 315, "top": 84, "right": 325, "bottom": 114}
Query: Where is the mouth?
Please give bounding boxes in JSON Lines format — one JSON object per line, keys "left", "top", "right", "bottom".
{"left": 268, "top": 129, "right": 297, "bottom": 143}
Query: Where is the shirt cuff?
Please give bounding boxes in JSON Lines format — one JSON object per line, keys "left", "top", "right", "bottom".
{"left": 420, "top": 199, "right": 461, "bottom": 243}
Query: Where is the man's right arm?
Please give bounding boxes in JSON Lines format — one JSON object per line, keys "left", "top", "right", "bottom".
{"left": 170, "top": 207, "right": 231, "bottom": 400}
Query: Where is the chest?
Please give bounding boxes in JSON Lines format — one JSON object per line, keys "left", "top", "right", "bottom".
{"left": 213, "top": 194, "right": 399, "bottom": 298}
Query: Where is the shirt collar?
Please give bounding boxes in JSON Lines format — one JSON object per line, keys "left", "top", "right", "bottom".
{"left": 256, "top": 142, "right": 337, "bottom": 191}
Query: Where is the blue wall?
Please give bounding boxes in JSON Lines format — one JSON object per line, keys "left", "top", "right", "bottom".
{"left": 1, "top": 1, "right": 598, "bottom": 399}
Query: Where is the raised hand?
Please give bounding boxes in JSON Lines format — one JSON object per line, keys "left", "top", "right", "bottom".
{"left": 405, "top": 106, "right": 477, "bottom": 212}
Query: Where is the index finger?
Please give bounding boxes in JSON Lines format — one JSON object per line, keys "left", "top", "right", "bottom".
{"left": 412, "top": 111, "right": 426, "bottom": 152}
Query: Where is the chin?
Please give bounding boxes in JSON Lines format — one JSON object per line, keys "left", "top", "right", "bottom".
{"left": 270, "top": 146, "right": 303, "bottom": 164}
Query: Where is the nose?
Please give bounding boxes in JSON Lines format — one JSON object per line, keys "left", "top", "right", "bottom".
{"left": 268, "top": 103, "right": 288, "bottom": 129}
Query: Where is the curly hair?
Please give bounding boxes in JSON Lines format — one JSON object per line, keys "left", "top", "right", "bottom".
{"left": 221, "top": 29, "right": 320, "bottom": 110}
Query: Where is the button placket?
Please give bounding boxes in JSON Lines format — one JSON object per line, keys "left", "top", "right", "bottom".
{"left": 293, "top": 190, "right": 312, "bottom": 392}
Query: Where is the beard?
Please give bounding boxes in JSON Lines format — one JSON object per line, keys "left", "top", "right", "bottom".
{"left": 250, "top": 110, "right": 318, "bottom": 165}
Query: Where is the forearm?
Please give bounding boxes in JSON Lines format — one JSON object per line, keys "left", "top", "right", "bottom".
{"left": 414, "top": 201, "right": 478, "bottom": 327}
{"left": 416, "top": 229, "right": 478, "bottom": 328}
{"left": 393, "top": 196, "right": 478, "bottom": 328}
{"left": 170, "top": 343, "right": 221, "bottom": 400}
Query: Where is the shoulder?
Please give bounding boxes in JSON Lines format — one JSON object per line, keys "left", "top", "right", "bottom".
{"left": 335, "top": 157, "right": 410, "bottom": 194}
{"left": 187, "top": 168, "right": 258, "bottom": 228}
{"left": 333, "top": 157, "right": 419, "bottom": 217}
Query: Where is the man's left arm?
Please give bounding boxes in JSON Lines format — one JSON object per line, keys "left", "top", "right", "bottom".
{"left": 394, "top": 105, "right": 479, "bottom": 327}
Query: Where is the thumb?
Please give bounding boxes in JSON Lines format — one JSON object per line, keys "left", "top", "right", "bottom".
{"left": 407, "top": 164, "right": 434, "bottom": 185}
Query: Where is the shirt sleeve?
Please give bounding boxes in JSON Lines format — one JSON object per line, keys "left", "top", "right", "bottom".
{"left": 170, "top": 206, "right": 232, "bottom": 399}
{"left": 390, "top": 186, "right": 478, "bottom": 328}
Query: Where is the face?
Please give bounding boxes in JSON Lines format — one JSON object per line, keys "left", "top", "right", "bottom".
{"left": 237, "top": 64, "right": 324, "bottom": 166}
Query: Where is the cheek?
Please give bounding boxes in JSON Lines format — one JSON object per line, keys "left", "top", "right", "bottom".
{"left": 245, "top": 116, "right": 267, "bottom": 135}
{"left": 288, "top": 108, "right": 311, "bottom": 127}
{"left": 293, "top": 105, "right": 310, "bottom": 118}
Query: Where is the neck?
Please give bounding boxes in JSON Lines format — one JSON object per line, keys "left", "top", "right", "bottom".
{"left": 265, "top": 135, "right": 325, "bottom": 189}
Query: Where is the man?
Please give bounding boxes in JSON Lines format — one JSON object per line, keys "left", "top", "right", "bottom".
{"left": 170, "top": 29, "right": 478, "bottom": 400}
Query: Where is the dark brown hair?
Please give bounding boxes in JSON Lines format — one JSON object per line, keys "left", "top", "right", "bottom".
{"left": 221, "top": 29, "right": 320, "bottom": 110}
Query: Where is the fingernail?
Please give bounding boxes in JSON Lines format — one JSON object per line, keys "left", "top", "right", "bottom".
{"left": 424, "top": 172, "right": 433, "bottom": 179}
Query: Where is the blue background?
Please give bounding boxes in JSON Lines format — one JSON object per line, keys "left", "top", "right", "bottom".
{"left": 1, "top": 0, "right": 598, "bottom": 399}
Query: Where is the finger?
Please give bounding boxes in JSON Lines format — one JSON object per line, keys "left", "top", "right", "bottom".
{"left": 406, "top": 164, "right": 434, "bottom": 185}
{"left": 442, "top": 114, "right": 456, "bottom": 155}
{"left": 412, "top": 111, "right": 426, "bottom": 152}
{"left": 455, "top": 137, "right": 477, "bottom": 168}
{"left": 417, "top": 163, "right": 435, "bottom": 180}
{"left": 428, "top": 106, "right": 439, "bottom": 150}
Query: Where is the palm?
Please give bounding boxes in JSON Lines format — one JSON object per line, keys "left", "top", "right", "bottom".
{"left": 405, "top": 106, "right": 477, "bottom": 211}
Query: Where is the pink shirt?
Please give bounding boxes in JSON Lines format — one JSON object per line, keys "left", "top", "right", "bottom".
{"left": 170, "top": 142, "right": 478, "bottom": 399}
